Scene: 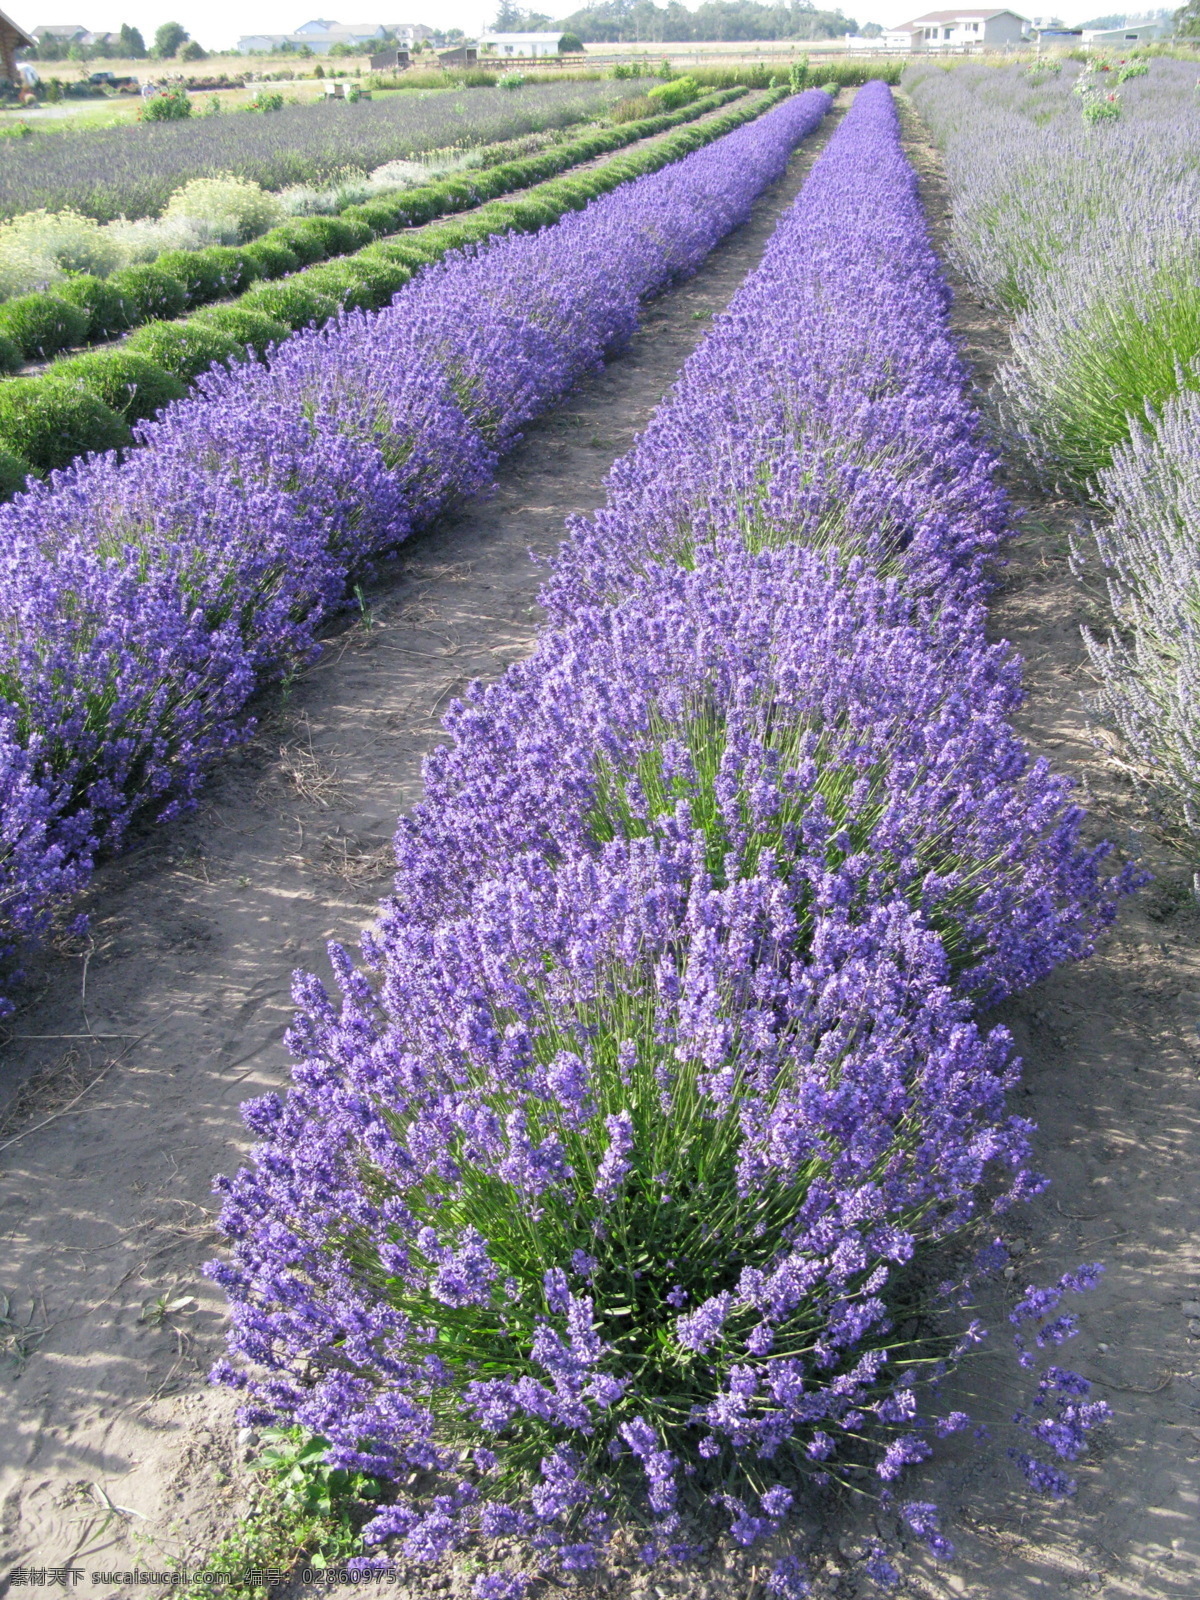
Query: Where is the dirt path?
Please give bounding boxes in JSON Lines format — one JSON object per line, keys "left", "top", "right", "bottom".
{"left": 0, "top": 107, "right": 847, "bottom": 1586}
{"left": 831, "top": 98, "right": 1200, "bottom": 1600}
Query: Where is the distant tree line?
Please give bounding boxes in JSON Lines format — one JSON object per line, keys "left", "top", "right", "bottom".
{"left": 549, "top": 0, "right": 859, "bottom": 41}
{"left": 20, "top": 21, "right": 209, "bottom": 61}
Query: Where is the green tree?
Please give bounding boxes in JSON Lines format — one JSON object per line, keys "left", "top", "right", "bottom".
{"left": 559, "top": 29, "right": 585, "bottom": 48}
{"left": 1175, "top": 0, "right": 1200, "bottom": 33}
{"left": 178, "top": 38, "right": 207, "bottom": 60}
{"left": 152, "top": 21, "right": 189, "bottom": 58}
{"left": 116, "top": 23, "right": 147, "bottom": 57}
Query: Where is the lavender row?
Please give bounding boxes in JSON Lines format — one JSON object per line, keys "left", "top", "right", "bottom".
{"left": 0, "top": 90, "right": 831, "bottom": 1006}
{"left": 210, "top": 84, "right": 1123, "bottom": 1595}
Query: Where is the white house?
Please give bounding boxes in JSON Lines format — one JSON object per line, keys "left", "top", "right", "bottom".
{"left": 889, "top": 7, "right": 1029, "bottom": 48}
{"left": 383, "top": 22, "right": 433, "bottom": 46}
{"left": 1081, "top": 21, "right": 1164, "bottom": 42}
{"left": 479, "top": 30, "right": 565, "bottom": 57}
{"left": 238, "top": 18, "right": 396, "bottom": 53}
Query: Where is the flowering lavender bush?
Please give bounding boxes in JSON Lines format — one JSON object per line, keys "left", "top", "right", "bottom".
{"left": 0, "top": 91, "right": 830, "bottom": 997}
{"left": 209, "top": 84, "right": 1118, "bottom": 1594}
{"left": 542, "top": 72, "right": 1008, "bottom": 619}
{"left": 906, "top": 58, "right": 1200, "bottom": 488}
{"left": 1071, "top": 390, "right": 1200, "bottom": 833}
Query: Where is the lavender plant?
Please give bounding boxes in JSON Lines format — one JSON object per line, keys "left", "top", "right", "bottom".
{"left": 906, "top": 58, "right": 1200, "bottom": 488}
{"left": 1071, "top": 389, "right": 1200, "bottom": 833}
{"left": 0, "top": 91, "right": 831, "bottom": 997}
{"left": 208, "top": 85, "right": 1118, "bottom": 1595}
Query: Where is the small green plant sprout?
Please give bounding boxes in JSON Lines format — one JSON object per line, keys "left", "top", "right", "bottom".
{"left": 0, "top": 1291, "right": 52, "bottom": 1374}
{"left": 253, "top": 1429, "right": 381, "bottom": 1539}
{"left": 139, "top": 1290, "right": 197, "bottom": 1328}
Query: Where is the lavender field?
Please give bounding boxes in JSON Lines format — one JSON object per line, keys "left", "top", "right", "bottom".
{"left": 2, "top": 67, "right": 1178, "bottom": 1599}
{"left": 0, "top": 80, "right": 632, "bottom": 223}
{"left": 907, "top": 57, "right": 1200, "bottom": 847}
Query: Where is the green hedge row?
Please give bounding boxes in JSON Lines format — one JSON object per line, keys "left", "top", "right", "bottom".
{"left": 0, "top": 88, "right": 747, "bottom": 370}
{"left": 0, "top": 88, "right": 782, "bottom": 490}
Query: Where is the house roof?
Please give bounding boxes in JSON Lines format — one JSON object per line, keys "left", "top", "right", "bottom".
{"left": 32, "top": 20, "right": 88, "bottom": 35}
{"left": 480, "top": 30, "right": 565, "bottom": 42}
{"left": 898, "top": 8, "right": 1026, "bottom": 23}
{"left": 0, "top": 6, "right": 34, "bottom": 45}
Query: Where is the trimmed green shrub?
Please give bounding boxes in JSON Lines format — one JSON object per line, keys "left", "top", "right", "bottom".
{"left": 0, "top": 332, "right": 21, "bottom": 375}
{"left": 54, "top": 273, "right": 137, "bottom": 341}
{"left": 51, "top": 349, "right": 188, "bottom": 423}
{"left": 156, "top": 247, "right": 234, "bottom": 305}
{"left": 265, "top": 221, "right": 329, "bottom": 266}
{"left": 192, "top": 304, "right": 290, "bottom": 358}
{"left": 339, "top": 200, "right": 397, "bottom": 235}
{"left": 0, "top": 293, "right": 90, "bottom": 360}
{"left": 156, "top": 244, "right": 262, "bottom": 305}
{"left": 107, "top": 264, "right": 188, "bottom": 323}
{"left": 0, "top": 377, "right": 131, "bottom": 472}
{"left": 297, "top": 260, "right": 358, "bottom": 309}
{"left": 0, "top": 448, "right": 31, "bottom": 501}
{"left": 240, "top": 237, "right": 301, "bottom": 278}
{"left": 238, "top": 279, "right": 338, "bottom": 330}
{"left": 126, "top": 319, "right": 244, "bottom": 381}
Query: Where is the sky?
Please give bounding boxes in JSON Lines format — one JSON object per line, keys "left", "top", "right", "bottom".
{"left": 35, "top": 0, "right": 1139, "bottom": 57}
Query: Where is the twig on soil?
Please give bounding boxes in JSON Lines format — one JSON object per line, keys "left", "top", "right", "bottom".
{"left": 1089, "top": 1371, "right": 1173, "bottom": 1395}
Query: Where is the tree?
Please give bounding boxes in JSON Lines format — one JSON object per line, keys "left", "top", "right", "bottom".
{"left": 492, "top": 2, "right": 552, "bottom": 26}
{"left": 152, "top": 21, "right": 189, "bottom": 58}
{"left": 116, "top": 23, "right": 147, "bottom": 57}
{"left": 179, "top": 39, "right": 207, "bottom": 60}
{"left": 559, "top": 29, "right": 585, "bottom": 48}
{"left": 1175, "top": 0, "right": 1200, "bottom": 32}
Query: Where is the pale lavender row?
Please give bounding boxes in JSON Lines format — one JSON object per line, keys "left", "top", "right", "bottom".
{"left": 0, "top": 90, "right": 831, "bottom": 1004}
{"left": 209, "top": 84, "right": 1122, "bottom": 1590}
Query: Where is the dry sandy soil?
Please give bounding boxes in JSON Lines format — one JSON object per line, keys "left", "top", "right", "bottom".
{"left": 2, "top": 90, "right": 1198, "bottom": 1600}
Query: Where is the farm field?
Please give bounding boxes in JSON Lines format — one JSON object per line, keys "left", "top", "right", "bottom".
{"left": 0, "top": 65, "right": 1197, "bottom": 1600}
{"left": 0, "top": 80, "right": 632, "bottom": 222}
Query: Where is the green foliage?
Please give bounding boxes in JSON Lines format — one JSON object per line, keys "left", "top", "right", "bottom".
{"left": 0, "top": 449, "right": 30, "bottom": 501}
{"left": 126, "top": 318, "right": 244, "bottom": 380}
{"left": 50, "top": 349, "right": 187, "bottom": 423}
{"left": 239, "top": 237, "right": 302, "bottom": 277}
{"left": 179, "top": 39, "right": 207, "bottom": 62}
{"left": 267, "top": 221, "right": 331, "bottom": 266}
{"left": 116, "top": 23, "right": 147, "bottom": 58}
{"left": 175, "top": 1429, "right": 380, "bottom": 1600}
{"left": 611, "top": 94, "right": 657, "bottom": 123}
{"left": 107, "top": 263, "right": 188, "bottom": 323}
{"left": 140, "top": 87, "right": 192, "bottom": 121}
{"left": 191, "top": 304, "right": 290, "bottom": 357}
{"left": 560, "top": 31, "right": 585, "bottom": 50}
{"left": 249, "top": 90, "right": 285, "bottom": 113}
{"left": 153, "top": 20, "right": 189, "bottom": 57}
{"left": 155, "top": 244, "right": 261, "bottom": 304}
{"left": 0, "top": 332, "right": 22, "bottom": 375}
{"left": 0, "top": 377, "right": 130, "bottom": 472}
{"left": 238, "top": 278, "right": 338, "bottom": 330}
{"left": 1021, "top": 265, "right": 1200, "bottom": 485}
{"left": 53, "top": 273, "right": 137, "bottom": 340}
{"left": 789, "top": 56, "right": 810, "bottom": 91}
{"left": 1082, "top": 92, "right": 1122, "bottom": 120}
{"left": 155, "top": 248, "right": 235, "bottom": 305}
{"left": 648, "top": 75, "right": 700, "bottom": 110}
{"left": 0, "top": 292, "right": 89, "bottom": 360}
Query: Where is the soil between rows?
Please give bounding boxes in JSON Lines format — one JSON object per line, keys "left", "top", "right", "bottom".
{"left": 0, "top": 106, "right": 849, "bottom": 1588}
